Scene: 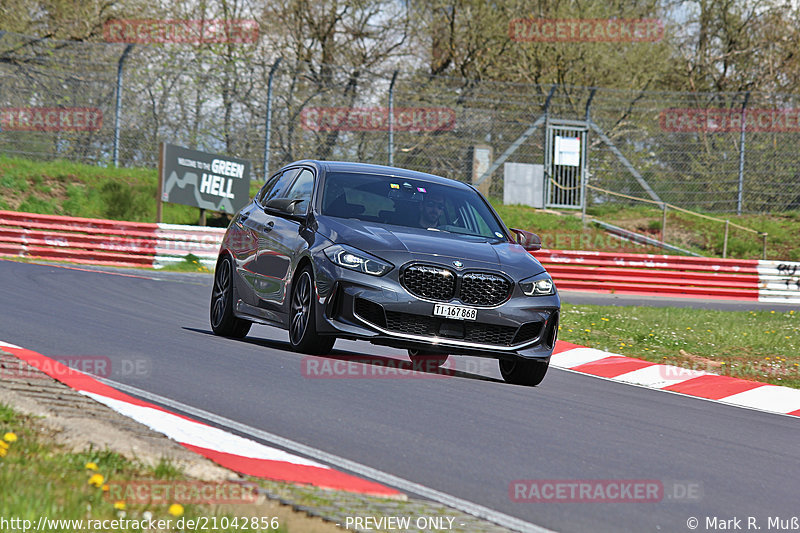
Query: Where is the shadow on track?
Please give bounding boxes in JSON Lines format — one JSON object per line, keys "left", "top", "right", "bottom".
{"left": 182, "top": 327, "right": 502, "bottom": 383}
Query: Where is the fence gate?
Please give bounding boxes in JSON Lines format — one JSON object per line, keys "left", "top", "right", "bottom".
{"left": 544, "top": 119, "right": 588, "bottom": 209}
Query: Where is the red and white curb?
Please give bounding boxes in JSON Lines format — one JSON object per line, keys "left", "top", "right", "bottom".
{"left": 551, "top": 340, "right": 800, "bottom": 417}
{"left": 0, "top": 340, "right": 401, "bottom": 497}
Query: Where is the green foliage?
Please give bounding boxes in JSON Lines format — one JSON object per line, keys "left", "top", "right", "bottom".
{"left": 0, "top": 402, "right": 18, "bottom": 424}
{"left": 18, "top": 194, "right": 54, "bottom": 214}
{"left": 161, "top": 254, "right": 211, "bottom": 273}
{"left": 0, "top": 175, "right": 28, "bottom": 192}
{"left": 493, "top": 203, "right": 583, "bottom": 231}
{"left": 99, "top": 181, "right": 150, "bottom": 221}
{"left": 62, "top": 184, "right": 104, "bottom": 218}
{"left": 152, "top": 457, "right": 183, "bottom": 480}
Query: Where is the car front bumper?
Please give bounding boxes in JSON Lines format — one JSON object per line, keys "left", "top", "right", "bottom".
{"left": 313, "top": 260, "right": 560, "bottom": 361}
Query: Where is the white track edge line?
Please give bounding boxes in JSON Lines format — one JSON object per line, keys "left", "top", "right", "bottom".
{"left": 96, "top": 377, "right": 555, "bottom": 533}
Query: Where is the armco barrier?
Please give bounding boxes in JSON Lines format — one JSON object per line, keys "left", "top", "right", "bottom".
{"left": 535, "top": 250, "right": 800, "bottom": 303}
{"left": 0, "top": 210, "right": 223, "bottom": 269}
{"left": 1, "top": 211, "right": 798, "bottom": 303}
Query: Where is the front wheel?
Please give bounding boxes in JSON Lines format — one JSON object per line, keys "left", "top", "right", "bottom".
{"left": 210, "top": 255, "right": 252, "bottom": 338}
{"left": 289, "top": 266, "right": 335, "bottom": 355}
{"left": 499, "top": 357, "right": 549, "bottom": 386}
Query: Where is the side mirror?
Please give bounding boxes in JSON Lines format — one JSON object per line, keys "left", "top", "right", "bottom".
{"left": 510, "top": 228, "right": 542, "bottom": 251}
{"left": 265, "top": 197, "right": 302, "bottom": 215}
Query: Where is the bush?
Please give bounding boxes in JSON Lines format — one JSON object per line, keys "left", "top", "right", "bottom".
{"left": 100, "top": 181, "right": 150, "bottom": 221}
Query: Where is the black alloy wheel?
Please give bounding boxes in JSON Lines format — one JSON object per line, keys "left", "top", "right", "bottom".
{"left": 210, "top": 255, "right": 252, "bottom": 338}
{"left": 289, "top": 266, "right": 335, "bottom": 355}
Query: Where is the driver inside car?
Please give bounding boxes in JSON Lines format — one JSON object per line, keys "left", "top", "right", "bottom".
{"left": 418, "top": 193, "right": 445, "bottom": 229}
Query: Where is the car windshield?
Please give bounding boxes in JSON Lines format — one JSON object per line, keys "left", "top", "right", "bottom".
{"left": 321, "top": 171, "right": 507, "bottom": 240}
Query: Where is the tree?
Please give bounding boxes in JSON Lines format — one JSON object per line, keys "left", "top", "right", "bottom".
{"left": 258, "top": 0, "right": 409, "bottom": 164}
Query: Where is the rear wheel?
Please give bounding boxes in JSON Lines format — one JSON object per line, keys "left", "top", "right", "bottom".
{"left": 289, "top": 266, "right": 335, "bottom": 355}
{"left": 499, "top": 357, "right": 549, "bottom": 386}
{"left": 210, "top": 255, "right": 252, "bottom": 338}
{"left": 408, "top": 349, "right": 448, "bottom": 371}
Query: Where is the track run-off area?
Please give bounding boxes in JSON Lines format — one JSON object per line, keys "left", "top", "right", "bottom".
{"left": 0, "top": 259, "right": 798, "bottom": 533}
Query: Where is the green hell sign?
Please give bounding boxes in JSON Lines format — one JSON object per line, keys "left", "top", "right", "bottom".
{"left": 160, "top": 143, "right": 251, "bottom": 213}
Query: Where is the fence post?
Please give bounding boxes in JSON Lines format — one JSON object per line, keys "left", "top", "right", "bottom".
{"left": 156, "top": 142, "right": 165, "bottom": 223}
{"left": 263, "top": 57, "right": 282, "bottom": 180}
{"left": 737, "top": 91, "right": 750, "bottom": 215}
{"left": 113, "top": 44, "right": 134, "bottom": 168}
{"left": 762, "top": 233, "right": 768, "bottom": 260}
{"left": 582, "top": 88, "right": 596, "bottom": 228}
{"left": 388, "top": 70, "right": 399, "bottom": 166}
{"left": 723, "top": 219, "right": 730, "bottom": 258}
{"left": 661, "top": 203, "right": 668, "bottom": 243}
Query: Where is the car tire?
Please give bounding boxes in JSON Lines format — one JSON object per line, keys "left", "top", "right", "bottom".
{"left": 498, "top": 357, "right": 549, "bottom": 386}
{"left": 210, "top": 254, "right": 252, "bottom": 338}
{"left": 289, "top": 266, "right": 335, "bottom": 355}
{"left": 407, "top": 349, "right": 448, "bottom": 370}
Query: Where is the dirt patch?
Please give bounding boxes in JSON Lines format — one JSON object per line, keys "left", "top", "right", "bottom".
{"left": 677, "top": 349, "right": 725, "bottom": 370}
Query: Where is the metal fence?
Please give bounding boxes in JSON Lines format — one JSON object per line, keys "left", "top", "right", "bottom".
{"left": 2, "top": 31, "right": 800, "bottom": 214}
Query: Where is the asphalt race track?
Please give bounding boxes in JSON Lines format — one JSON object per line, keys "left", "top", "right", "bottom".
{"left": 1, "top": 259, "right": 798, "bottom": 533}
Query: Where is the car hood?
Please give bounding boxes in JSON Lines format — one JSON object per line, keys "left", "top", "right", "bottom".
{"left": 315, "top": 216, "right": 545, "bottom": 277}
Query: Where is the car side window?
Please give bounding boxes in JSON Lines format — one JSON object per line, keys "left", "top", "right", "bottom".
{"left": 256, "top": 168, "right": 300, "bottom": 206}
{"left": 283, "top": 169, "right": 315, "bottom": 215}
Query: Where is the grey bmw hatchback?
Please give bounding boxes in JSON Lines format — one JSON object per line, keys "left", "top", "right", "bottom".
{"left": 210, "top": 161, "right": 560, "bottom": 386}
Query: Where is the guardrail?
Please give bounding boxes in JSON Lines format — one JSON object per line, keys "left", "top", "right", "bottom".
{"left": 536, "top": 250, "right": 800, "bottom": 303}
{"left": 0, "top": 210, "right": 223, "bottom": 269}
{"left": 1, "top": 211, "right": 798, "bottom": 303}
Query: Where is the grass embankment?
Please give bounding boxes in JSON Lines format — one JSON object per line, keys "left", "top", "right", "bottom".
{"left": 2, "top": 154, "right": 799, "bottom": 258}
{"left": 0, "top": 155, "right": 260, "bottom": 227}
{"left": 494, "top": 202, "right": 800, "bottom": 260}
{"left": 558, "top": 304, "right": 800, "bottom": 389}
{"left": 0, "top": 403, "right": 288, "bottom": 532}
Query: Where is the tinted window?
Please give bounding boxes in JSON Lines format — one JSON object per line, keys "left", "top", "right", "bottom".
{"left": 321, "top": 172, "right": 506, "bottom": 239}
{"left": 284, "top": 169, "right": 315, "bottom": 215}
{"left": 256, "top": 168, "right": 300, "bottom": 205}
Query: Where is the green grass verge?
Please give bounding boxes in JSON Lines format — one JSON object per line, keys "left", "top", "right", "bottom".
{"left": 159, "top": 254, "right": 212, "bottom": 273}
{"left": 0, "top": 404, "right": 287, "bottom": 532}
{"left": 558, "top": 303, "right": 800, "bottom": 389}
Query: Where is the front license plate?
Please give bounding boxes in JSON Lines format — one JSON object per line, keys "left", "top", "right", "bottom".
{"left": 433, "top": 303, "right": 478, "bottom": 321}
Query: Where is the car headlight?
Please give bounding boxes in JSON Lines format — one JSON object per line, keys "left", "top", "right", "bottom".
{"left": 520, "top": 273, "right": 555, "bottom": 296}
{"left": 324, "top": 244, "right": 393, "bottom": 276}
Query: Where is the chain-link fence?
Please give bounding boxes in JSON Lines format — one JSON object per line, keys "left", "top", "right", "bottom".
{"left": 2, "top": 31, "right": 800, "bottom": 214}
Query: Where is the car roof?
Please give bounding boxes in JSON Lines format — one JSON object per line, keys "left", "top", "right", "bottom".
{"left": 288, "top": 160, "right": 470, "bottom": 189}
